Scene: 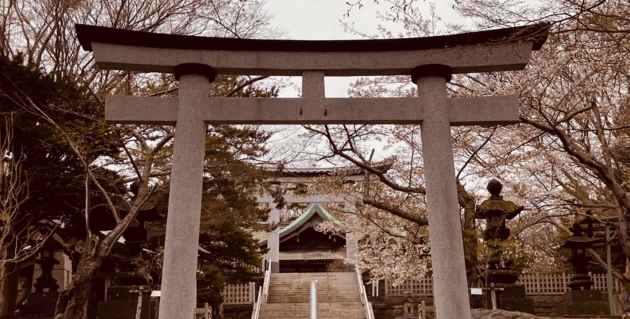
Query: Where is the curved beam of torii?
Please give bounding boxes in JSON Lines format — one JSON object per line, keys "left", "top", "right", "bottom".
{"left": 76, "top": 23, "right": 548, "bottom": 319}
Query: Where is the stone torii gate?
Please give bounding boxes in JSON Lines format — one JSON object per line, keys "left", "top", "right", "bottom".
{"left": 76, "top": 23, "right": 548, "bottom": 319}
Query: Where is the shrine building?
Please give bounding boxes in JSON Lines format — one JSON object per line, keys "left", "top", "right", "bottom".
{"left": 255, "top": 202, "right": 347, "bottom": 273}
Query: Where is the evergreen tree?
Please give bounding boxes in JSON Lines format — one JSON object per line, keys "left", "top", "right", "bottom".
{"left": 0, "top": 53, "right": 123, "bottom": 317}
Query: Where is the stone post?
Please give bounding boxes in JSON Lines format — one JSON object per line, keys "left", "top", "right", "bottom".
{"left": 414, "top": 64, "right": 471, "bottom": 319}
{"left": 267, "top": 182, "right": 280, "bottom": 273}
{"left": 158, "top": 64, "right": 214, "bottom": 319}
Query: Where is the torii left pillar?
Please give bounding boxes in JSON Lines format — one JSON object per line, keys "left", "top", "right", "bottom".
{"left": 158, "top": 64, "right": 216, "bottom": 319}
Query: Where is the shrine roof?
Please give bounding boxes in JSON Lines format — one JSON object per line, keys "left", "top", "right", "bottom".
{"left": 76, "top": 23, "right": 548, "bottom": 53}
{"left": 277, "top": 165, "right": 389, "bottom": 178}
{"left": 281, "top": 203, "right": 340, "bottom": 235}
{"left": 257, "top": 203, "right": 341, "bottom": 247}
{"left": 99, "top": 231, "right": 212, "bottom": 259}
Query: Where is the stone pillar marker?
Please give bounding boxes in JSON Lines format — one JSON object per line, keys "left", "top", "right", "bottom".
{"left": 414, "top": 65, "right": 471, "bottom": 319}
{"left": 267, "top": 182, "right": 280, "bottom": 272}
{"left": 158, "top": 64, "right": 215, "bottom": 319}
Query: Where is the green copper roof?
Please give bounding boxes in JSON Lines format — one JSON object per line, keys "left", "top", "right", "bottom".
{"left": 282, "top": 203, "right": 338, "bottom": 235}
{"left": 258, "top": 203, "right": 341, "bottom": 247}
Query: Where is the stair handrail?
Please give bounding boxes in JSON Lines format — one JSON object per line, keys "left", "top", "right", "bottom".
{"left": 262, "top": 265, "right": 271, "bottom": 302}
{"left": 251, "top": 286, "right": 263, "bottom": 319}
{"left": 310, "top": 280, "right": 319, "bottom": 319}
{"left": 251, "top": 261, "right": 272, "bottom": 319}
{"left": 355, "top": 267, "right": 375, "bottom": 319}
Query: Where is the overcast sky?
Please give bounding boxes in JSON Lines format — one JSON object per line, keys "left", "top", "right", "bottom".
{"left": 262, "top": 0, "right": 458, "bottom": 97}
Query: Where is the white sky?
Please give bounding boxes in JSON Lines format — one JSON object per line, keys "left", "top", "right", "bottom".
{"left": 263, "top": 0, "right": 458, "bottom": 97}
{"left": 260, "top": 1, "right": 462, "bottom": 167}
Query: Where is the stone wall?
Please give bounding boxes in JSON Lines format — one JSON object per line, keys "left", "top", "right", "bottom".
{"left": 369, "top": 294, "right": 621, "bottom": 318}
{"left": 222, "top": 304, "right": 253, "bottom": 319}
{"left": 369, "top": 295, "right": 434, "bottom": 319}
{"left": 529, "top": 295, "right": 564, "bottom": 317}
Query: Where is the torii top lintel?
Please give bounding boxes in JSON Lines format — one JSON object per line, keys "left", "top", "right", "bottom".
{"left": 75, "top": 23, "right": 548, "bottom": 77}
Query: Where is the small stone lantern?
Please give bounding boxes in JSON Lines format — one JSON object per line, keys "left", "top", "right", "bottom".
{"left": 556, "top": 215, "right": 610, "bottom": 316}
{"left": 561, "top": 221, "right": 602, "bottom": 290}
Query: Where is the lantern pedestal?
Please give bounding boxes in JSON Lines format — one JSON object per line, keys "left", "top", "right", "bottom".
{"left": 19, "top": 292, "right": 59, "bottom": 317}
{"left": 556, "top": 290, "right": 610, "bottom": 316}
{"left": 497, "top": 285, "right": 535, "bottom": 314}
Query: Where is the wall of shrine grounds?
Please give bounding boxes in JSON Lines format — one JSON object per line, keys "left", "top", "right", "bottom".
{"left": 366, "top": 277, "right": 624, "bottom": 319}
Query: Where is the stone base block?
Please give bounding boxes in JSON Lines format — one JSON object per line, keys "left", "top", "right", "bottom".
{"left": 556, "top": 290, "right": 610, "bottom": 316}
{"left": 223, "top": 304, "right": 253, "bottom": 319}
{"left": 97, "top": 300, "right": 158, "bottom": 319}
{"left": 500, "top": 298, "right": 535, "bottom": 314}
{"left": 504, "top": 284, "right": 526, "bottom": 299}
{"left": 19, "top": 292, "right": 59, "bottom": 317}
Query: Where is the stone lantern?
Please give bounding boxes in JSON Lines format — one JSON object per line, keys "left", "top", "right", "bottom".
{"left": 20, "top": 247, "right": 62, "bottom": 318}
{"left": 475, "top": 179, "right": 534, "bottom": 313}
{"left": 562, "top": 221, "right": 600, "bottom": 290}
{"left": 556, "top": 215, "right": 609, "bottom": 316}
{"left": 476, "top": 179, "right": 524, "bottom": 284}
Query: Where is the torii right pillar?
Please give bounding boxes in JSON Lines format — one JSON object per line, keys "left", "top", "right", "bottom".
{"left": 413, "top": 64, "right": 471, "bottom": 317}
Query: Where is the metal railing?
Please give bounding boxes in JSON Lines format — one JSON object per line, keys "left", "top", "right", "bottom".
{"left": 310, "top": 280, "right": 318, "bottom": 319}
{"left": 263, "top": 267, "right": 271, "bottom": 301}
{"left": 251, "top": 263, "right": 272, "bottom": 319}
{"left": 356, "top": 268, "right": 375, "bottom": 319}
{"left": 251, "top": 287, "right": 263, "bottom": 319}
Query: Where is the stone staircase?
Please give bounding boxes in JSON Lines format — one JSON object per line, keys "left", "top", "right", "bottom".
{"left": 259, "top": 272, "right": 368, "bottom": 319}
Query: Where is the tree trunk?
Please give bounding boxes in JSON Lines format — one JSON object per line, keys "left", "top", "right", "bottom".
{"left": 0, "top": 262, "right": 20, "bottom": 318}
{"left": 457, "top": 182, "right": 479, "bottom": 285}
{"left": 458, "top": 183, "right": 486, "bottom": 308}
{"left": 15, "top": 262, "right": 34, "bottom": 307}
{"left": 55, "top": 236, "right": 101, "bottom": 319}
{"left": 54, "top": 274, "right": 95, "bottom": 319}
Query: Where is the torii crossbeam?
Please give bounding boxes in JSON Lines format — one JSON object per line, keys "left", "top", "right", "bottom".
{"left": 76, "top": 23, "right": 548, "bottom": 319}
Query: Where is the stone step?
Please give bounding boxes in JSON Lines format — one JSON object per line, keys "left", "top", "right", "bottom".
{"left": 259, "top": 272, "right": 367, "bottom": 319}
{"left": 259, "top": 302, "right": 366, "bottom": 319}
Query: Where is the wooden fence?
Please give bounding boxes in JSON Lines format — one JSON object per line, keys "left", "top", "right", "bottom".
{"left": 222, "top": 282, "right": 256, "bottom": 305}
{"left": 516, "top": 272, "right": 622, "bottom": 295}
{"left": 385, "top": 277, "right": 434, "bottom": 296}
{"left": 380, "top": 272, "right": 622, "bottom": 296}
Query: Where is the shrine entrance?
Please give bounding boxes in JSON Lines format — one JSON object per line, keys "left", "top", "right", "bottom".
{"left": 257, "top": 201, "right": 348, "bottom": 274}
{"left": 76, "top": 23, "right": 548, "bottom": 319}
